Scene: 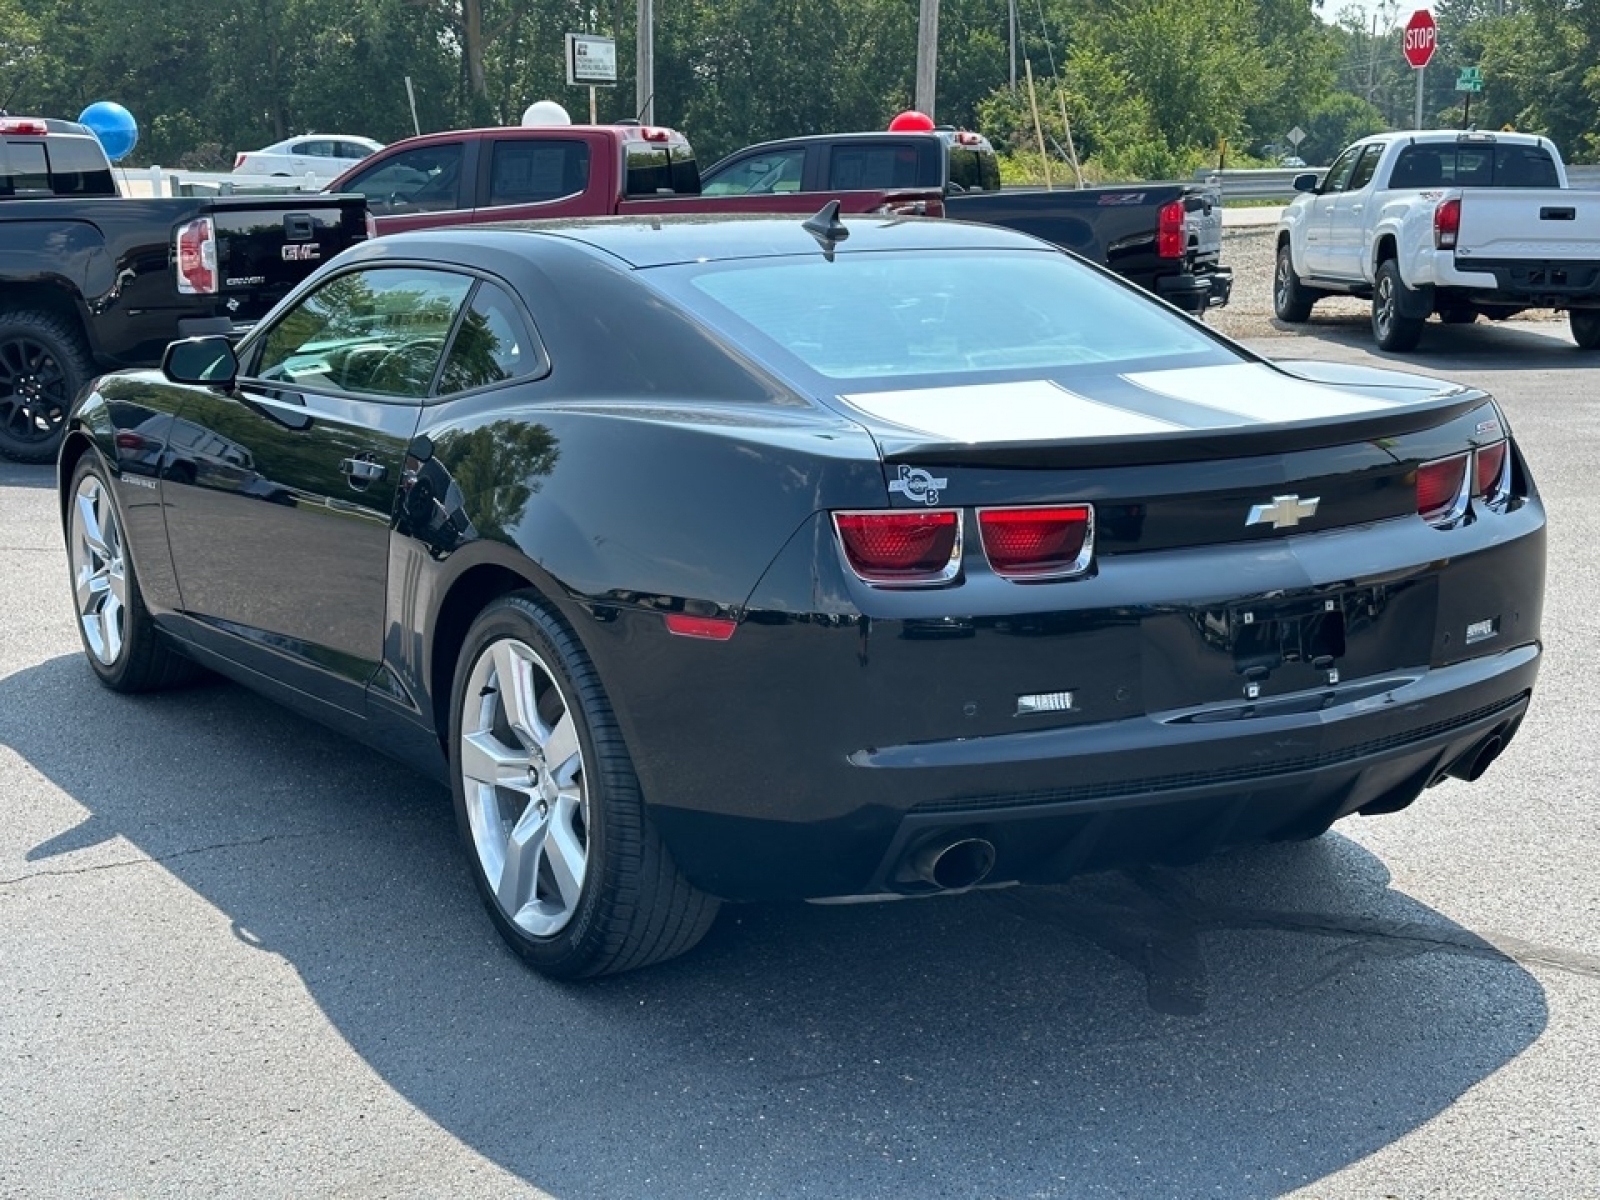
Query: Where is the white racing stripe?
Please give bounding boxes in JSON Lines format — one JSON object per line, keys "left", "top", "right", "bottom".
{"left": 838, "top": 380, "right": 1184, "bottom": 442}
{"left": 1124, "top": 363, "right": 1397, "bottom": 422}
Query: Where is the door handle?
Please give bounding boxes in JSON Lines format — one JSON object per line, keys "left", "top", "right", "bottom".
{"left": 1351, "top": 204, "right": 1363, "bottom": 213}
{"left": 341, "top": 457, "right": 386, "bottom": 483}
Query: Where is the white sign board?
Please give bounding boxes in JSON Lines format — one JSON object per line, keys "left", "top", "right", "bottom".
{"left": 566, "top": 34, "right": 617, "bottom": 87}
{"left": 1286, "top": 125, "right": 1306, "bottom": 147}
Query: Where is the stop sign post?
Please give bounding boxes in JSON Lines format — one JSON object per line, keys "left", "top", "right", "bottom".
{"left": 1404, "top": 9, "right": 1438, "bottom": 128}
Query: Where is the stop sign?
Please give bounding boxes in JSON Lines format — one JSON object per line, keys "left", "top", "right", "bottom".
{"left": 1404, "top": 9, "right": 1438, "bottom": 69}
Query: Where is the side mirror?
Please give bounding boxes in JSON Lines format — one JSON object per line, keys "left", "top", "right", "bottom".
{"left": 162, "top": 336, "right": 237, "bottom": 387}
{"left": 1293, "top": 172, "right": 1320, "bottom": 194}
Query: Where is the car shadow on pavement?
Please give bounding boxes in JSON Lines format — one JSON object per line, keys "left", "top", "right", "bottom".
{"left": 0, "top": 461, "right": 58, "bottom": 489}
{"left": 1262, "top": 314, "right": 1594, "bottom": 371}
{"left": 2, "top": 655, "right": 1553, "bottom": 1199}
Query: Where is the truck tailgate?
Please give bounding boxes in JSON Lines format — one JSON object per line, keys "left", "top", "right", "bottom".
{"left": 1456, "top": 188, "right": 1600, "bottom": 262}
{"left": 210, "top": 195, "right": 369, "bottom": 319}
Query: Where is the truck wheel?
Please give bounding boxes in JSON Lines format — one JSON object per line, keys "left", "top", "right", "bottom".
{"left": 1372, "top": 260, "right": 1425, "bottom": 352}
{"left": 0, "top": 311, "right": 94, "bottom": 464}
{"left": 1570, "top": 310, "right": 1600, "bottom": 349}
{"left": 449, "top": 592, "right": 720, "bottom": 978}
{"left": 1273, "top": 244, "right": 1316, "bottom": 323}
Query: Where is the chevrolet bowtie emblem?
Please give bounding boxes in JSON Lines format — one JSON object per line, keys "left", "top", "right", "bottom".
{"left": 1246, "top": 494, "right": 1320, "bottom": 529}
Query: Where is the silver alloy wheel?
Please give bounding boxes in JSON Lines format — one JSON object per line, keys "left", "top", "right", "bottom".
{"left": 459, "top": 637, "right": 589, "bottom": 937}
{"left": 69, "top": 472, "right": 127, "bottom": 665}
{"left": 1274, "top": 252, "right": 1290, "bottom": 309}
{"left": 1374, "top": 273, "right": 1395, "bottom": 338}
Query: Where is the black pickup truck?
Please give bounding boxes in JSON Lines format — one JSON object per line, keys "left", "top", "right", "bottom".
{"left": 701, "top": 130, "right": 1233, "bottom": 315}
{"left": 1, "top": 115, "right": 370, "bottom": 461}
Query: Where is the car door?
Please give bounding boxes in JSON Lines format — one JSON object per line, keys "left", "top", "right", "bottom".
{"left": 336, "top": 140, "right": 475, "bottom": 234}
{"left": 1326, "top": 145, "right": 1381, "bottom": 280}
{"left": 161, "top": 263, "right": 475, "bottom": 714}
{"left": 469, "top": 135, "right": 597, "bottom": 221}
{"left": 1302, "top": 145, "right": 1362, "bottom": 277}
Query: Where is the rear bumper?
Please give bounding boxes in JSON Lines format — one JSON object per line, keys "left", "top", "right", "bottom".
{"left": 648, "top": 643, "right": 1538, "bottom": 900}
{"left": 1445, "top": 257, "right": 1600, "bottom": 309}
{"left": 1156, "top": 265, "right": 1233, "bottom": 312}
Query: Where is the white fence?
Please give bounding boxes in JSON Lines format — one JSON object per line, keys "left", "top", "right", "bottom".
{"left": 119, "top": 166, "right": 335, "bottom": 198}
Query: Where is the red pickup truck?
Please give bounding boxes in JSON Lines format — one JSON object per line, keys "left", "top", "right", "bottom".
{"left": 327, "top": 122, "right": 942, "bottom": 234}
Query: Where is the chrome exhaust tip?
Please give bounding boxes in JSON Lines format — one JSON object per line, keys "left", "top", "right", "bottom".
{"left": 910, "top": 836, "right": 997, "bottom": 891}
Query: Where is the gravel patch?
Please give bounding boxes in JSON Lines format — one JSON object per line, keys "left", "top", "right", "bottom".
{"left": 1206, "top": 225, "right": 1568, "bottom": 342}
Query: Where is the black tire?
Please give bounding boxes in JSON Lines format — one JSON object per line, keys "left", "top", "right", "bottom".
{"left": 65, "top": 454, "right": 203, "bottom": 692}
{"left": 1439, "top": 306, "right": 1478, "bottom": 326}
{"left": 0, "top": 310, "right": 94, "bottom": 464}
{"left": 448, "top": 592, "right": 719, "bottom": 978}
{"left": 1273, "top": 242, "right": 1317, "bottom": 323}
{"left": 1570, "top": 309, "right": 1600, "bottom": 350}
{"left": 1371, "top": 259, "right": 1425, "bottom": 352}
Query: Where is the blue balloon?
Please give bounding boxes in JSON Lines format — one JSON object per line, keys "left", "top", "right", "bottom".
{"left": 78, "top": 102, "right": 139, "bottom": 162}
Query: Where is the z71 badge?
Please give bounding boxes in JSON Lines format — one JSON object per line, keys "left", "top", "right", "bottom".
{"left": 281, "top": 243, "right": 321, "bottom": 262}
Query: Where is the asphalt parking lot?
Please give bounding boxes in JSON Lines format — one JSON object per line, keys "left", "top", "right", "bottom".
{"left": 3, "top": 286, "right": 1598, "bottom": 1197}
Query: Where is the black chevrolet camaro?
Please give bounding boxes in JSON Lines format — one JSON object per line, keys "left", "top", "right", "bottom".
{"left": 59, "top": 210, "right": 1545, "bottom": 978}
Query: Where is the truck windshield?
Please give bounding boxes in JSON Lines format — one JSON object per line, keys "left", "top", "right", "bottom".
{"left": 1390, "top": 142, "right": 1559, "bottom": 189}
{"left": 653, "top": 249, "right": 1234, "bottom": 384}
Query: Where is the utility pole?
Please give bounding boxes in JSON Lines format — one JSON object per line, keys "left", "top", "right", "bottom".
{"left": 1009, "top": 0, "right": 1018, "bottom": 91}
{"left": 915, "top": 0, "right": 939, "bottom": 120}
{"left": 637, "top": 0, "right": 654, "bottom": 123}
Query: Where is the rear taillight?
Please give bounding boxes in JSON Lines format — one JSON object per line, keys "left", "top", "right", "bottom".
{"left": 1157, "top": 199, "right": 1185, "bottom": 259}
{"left": 1434, "top": 197, "right": 1461, "bottom": 250}
{"left": 833, "top": 510, "right": 961, "bottom": 586}
{"left": 174, "top": 216, "right": 217, "bottom": 295}
{"left": 114, "top": 431, "right": 147, "bottom": 451}
{"left": 1474, "top": 439, "right": 1509, "bottom": 506}
{"left": 233, "top": 153, "right": 246, "bottom": 170}
{"left": 977, "top": 505, "right": 1095, "bottom": 580}
{"left": 364, "top": 210, "right": 377, "bottom": 240}
{"left": 1416, "top": 452, "right": 1470, "bottom": 526}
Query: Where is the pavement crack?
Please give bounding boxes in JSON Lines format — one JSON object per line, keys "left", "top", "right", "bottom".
{"left": 0, "top": 828, "right": 343, "bottom": 888}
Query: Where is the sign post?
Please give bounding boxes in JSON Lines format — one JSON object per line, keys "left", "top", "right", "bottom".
{"left": 565, "top": 33, "right": 618, "bottom": 123}
{"left": 1456, "top": 65, "right": 1483, "bottom": 127}
{"left": 1403, "top": 9, "right": 1439, "bottom": 129}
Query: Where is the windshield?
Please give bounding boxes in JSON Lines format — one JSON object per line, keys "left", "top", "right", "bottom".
{"left": 650, "top": 249, "right": 1237, "bottom": 387}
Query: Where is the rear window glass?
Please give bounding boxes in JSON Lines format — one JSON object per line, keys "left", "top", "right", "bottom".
{"left": 828, "top": 145, "right": 924, "bottom": 190}
{"left": 624, "top": 143, "right": 699, "bottom": 197}
{"left": 1, "top": 141, "right": 51, "bottom": 196}
{"left": 655, "top": 250, "right": 1232, "bottom": 383}
{"left": 947, "top": 145, "right": 1000, "bottom": 192}
{"left": 1390, "top": 143, "right": 1560, "bottom": 188}
{"left": 489, "top": 139, "right": 589, "bottom": 206}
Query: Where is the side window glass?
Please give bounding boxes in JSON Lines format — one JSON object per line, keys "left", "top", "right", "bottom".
{"left": 250, "top": 266, "right": 473, "bottom": 399}
{"left": 702, "top": 149, "right": 805, "bottom": 196}
{"left": 1347, "top": 148, "right": 1380, "bottom": 192}
{"left": 438, "top": 282, "right": 543, "bottom": 394}
{"left": 488, "top": 139, "right": 589, "bottom": 206}
{"left": 290, "top": 141, "right": 313, "bottom": 156}
{"left": 829, "top": 144, "right": 922, "bottom": 190}
{"left": 343, "top": 143, "right": 465, "bottom": 214}
{"left": 1321, "top": 148, "right": 1360, "bottom": 194}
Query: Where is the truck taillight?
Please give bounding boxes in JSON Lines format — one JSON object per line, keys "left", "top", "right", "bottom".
{"left": 174, "top": 216, "right": 217, "bottom": 295}
{"left": 1434, "top": 197, "right": 1461, "bottom": 250}
{"left": 364, "top": 210, "right": 377, "bottom": 240}
{"left": 833, "top": 510, "right": 962, "bottom": 586}
{"left": 1157, "top": 200, "right": 1185, "bottom": 259}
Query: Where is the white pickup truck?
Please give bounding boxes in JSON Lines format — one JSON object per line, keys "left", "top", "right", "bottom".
{"left": 1274, "top": 129, "right": 1600, "bottom": 351}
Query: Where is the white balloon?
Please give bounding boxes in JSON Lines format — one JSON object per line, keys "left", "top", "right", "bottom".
{"left": 521, "top": 101, "right": 573, "bottom": 127}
